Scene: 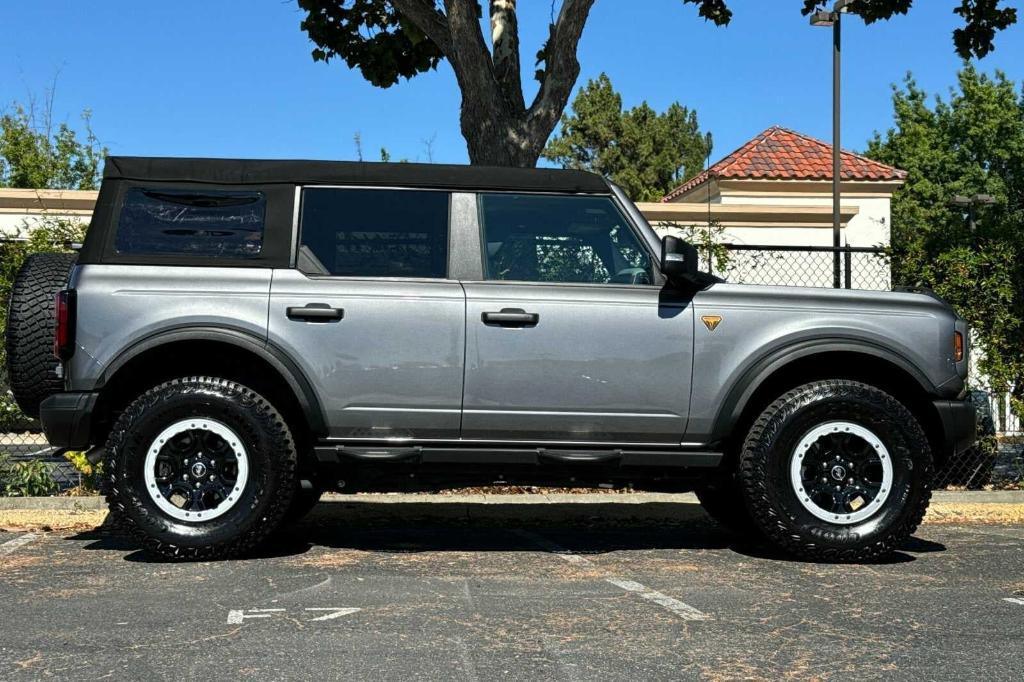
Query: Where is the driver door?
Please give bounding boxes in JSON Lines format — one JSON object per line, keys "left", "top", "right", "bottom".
{"left": 461, "top": 193, "right": 694, "bottom": 445}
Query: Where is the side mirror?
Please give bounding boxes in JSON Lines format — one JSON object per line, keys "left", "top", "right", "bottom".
{"left": 660, "top": 235, "right": 699, "bottom": 284}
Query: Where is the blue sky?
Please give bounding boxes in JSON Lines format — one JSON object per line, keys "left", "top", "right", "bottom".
{"left": 1, "top": 1, "right": 1021, "bottom": 167}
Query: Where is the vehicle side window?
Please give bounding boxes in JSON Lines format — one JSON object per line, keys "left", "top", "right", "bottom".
{"left": 478, "top": 193, "right": 652, "bottom": 285}
{"left": 116, "top": 188, "right": 266, "bottom": 257}
{"left": 299, "top": 188, "right": 449, "bottom": 278}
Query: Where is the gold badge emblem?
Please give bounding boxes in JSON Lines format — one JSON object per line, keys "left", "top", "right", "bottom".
{"left": 702, "top": 315, "right": 723, "bottom": 332}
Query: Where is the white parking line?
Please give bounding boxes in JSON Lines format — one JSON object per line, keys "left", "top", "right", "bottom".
{"left": 227, "top": 607, "right": 362, "bottom": 624}
{"left": 0, "top": 532, "right": 40, "bottom": 556}
{"left": 513, "top": 530, "right": 710, "bottom": 622}
{"left": 1004, "top": 598, "right": 1024, "bottom": 606}
{"left": 304, "top": 607, "right": 362, "bottom": 621}
{"left": 605, "top": 578, "right": 710, "bottom": 621}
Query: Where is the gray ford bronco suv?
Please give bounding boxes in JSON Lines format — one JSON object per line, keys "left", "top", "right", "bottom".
{"left": 5, "top": 157, "right": 976, "bottom": 562}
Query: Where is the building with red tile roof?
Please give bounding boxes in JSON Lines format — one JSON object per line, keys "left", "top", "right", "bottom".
{"left": 661, "top": 126, "right": 907, "bottom": 203}
{"left": 633, "top": 126, "right": 906, "bottom": 289}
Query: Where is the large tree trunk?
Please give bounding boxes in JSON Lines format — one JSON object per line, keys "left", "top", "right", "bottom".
{"left": 395, "top": 0, "right": 595, "bottom": 167}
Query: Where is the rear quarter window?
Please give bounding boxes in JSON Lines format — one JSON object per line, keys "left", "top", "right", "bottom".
{"left": 115, "top": 188, "right": 266, "bottom": 258}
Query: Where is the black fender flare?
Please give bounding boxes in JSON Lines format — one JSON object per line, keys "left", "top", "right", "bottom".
{"left": 709, "top": 338, "right": 937, "bottom": 443}
{"left": 96, "top": 325, "right": 327, "bottom": 436}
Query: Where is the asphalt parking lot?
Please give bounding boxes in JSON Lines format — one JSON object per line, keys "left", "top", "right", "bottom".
{"left": 1, "top": 498, "right": 1023, "bottom": 681}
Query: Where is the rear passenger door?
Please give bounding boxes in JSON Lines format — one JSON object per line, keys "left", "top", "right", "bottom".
{"left": 268, "top": 187, "right": 466, "bottom": 440}
{"left": 461, "top": 193, "right": 694, "bottom": 445}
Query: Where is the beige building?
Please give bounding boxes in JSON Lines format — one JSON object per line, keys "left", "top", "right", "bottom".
{"left": 0, "top": 188, "right": 98, "bottom": 238}
{"left": 640, "top": 126, "right": 906, "bottom": 288}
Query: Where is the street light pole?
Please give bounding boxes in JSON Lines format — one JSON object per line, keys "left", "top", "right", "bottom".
{"left": 832, "top": 10, "right": 842, "bottom": 288}
{"left": 812, "top": 0, "right": 851, "bottom": 288}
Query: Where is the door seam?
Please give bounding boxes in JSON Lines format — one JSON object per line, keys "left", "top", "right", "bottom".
{"left": 458, "top": 280, "right": 468, "bottom": 436}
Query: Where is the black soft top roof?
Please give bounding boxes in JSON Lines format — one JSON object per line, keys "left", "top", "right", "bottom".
{"left": 103, "top": 156, "right": 611, "bottom": 194}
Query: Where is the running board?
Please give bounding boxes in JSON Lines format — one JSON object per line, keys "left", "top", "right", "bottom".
{"left": 314, "top": 445, "right": 722, "bottom": 469}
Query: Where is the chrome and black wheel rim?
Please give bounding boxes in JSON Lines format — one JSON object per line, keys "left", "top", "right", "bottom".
{"left": 790, "top": 421, "right": 893, "bottom": 525}
{"left": 143, "top": 418, "right": 249, "bottom": 522}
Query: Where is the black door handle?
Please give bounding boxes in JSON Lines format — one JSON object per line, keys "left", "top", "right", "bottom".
{"left": 287, "top": 304, "right": 344, "bottom": 322}
{"left": 482, "top": 308, "right": 539, "bottom": 327}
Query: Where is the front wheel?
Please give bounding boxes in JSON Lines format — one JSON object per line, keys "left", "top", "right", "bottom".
{"left": 738, "top": 380, "right": 933, "bottom": 562}
{"left": 104, "top": 377, "right": 297, "bottom": 560}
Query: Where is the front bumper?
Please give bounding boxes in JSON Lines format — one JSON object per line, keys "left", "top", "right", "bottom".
{"left": 39, "top": 392, "right": 99, "bottom": 450}
{"left": 932, "top": 398, "right": 977, "bottom": 458}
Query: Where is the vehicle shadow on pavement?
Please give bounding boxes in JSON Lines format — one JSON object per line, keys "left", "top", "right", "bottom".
{"left": 67, "top": 500, "right": 945, "bottom": 565}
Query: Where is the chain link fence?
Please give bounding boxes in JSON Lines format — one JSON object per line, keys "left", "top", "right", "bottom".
{"left": 707, "top": 243, "right": 891, "bottom": 291}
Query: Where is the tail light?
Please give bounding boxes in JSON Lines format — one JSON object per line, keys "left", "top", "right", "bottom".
{"left": 54, "top": 289, "right": 76, "bottom": 361}
{"left": 953, "top": 331, "right": 964, "bottom": 363}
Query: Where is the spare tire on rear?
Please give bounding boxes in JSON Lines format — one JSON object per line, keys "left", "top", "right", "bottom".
{"left": 5, "top": 252, "right": 78, "bottom": 418}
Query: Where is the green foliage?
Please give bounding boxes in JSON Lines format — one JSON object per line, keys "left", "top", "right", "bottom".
{"left": 378, "top": 146, "right": 409, "bottom": 163}
{"left": 867, "top": 65, "right": 1024, "bottom": 413}
{"left": 4, "top": 459, "right": 57, "bottom": 497}
{"left": 660, "top": 221, "right": 731, "bottom": 274}
{"left": 0, "top": 393, "right": 26, "bottom": 431}
{"left": 1, "top": 104, "right": 106, "bottom": 191}
{"left": 543, "top": 74, "right": 711, "bottom": 201}
{"left": 63, "top": 450, "right": 101, "bottom": 492}
{"left": 297, "top": 0, "right": 444, "bottom": 88}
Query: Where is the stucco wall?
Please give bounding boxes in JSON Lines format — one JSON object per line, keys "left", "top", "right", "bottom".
{"left": 0, "top": 211, "right": 89, "bottom": 239}
{"left": 715, "top": 191, "right": 890, "bottom": 248}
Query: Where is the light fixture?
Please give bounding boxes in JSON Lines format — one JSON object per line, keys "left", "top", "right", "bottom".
{"left": 950, "top": 194, "right": 997, "bottom": 207}
{"left": 810, "top": 10, "right": 835, "bottom": 27}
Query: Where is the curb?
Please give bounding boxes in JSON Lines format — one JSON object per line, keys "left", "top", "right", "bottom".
{"left": 931, "top": 490, "right": 1024, "bottom": 504}
{"left": 0, "top": 496, "right": 106, "bottom": 511}
{"left": 1, "top": 489, "right": 1021, "bottom": 512}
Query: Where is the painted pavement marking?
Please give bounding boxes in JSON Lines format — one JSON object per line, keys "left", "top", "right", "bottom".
{"left": 227, "top": 607, "right": 361, "bottom": 624}
{"left": 0, "top": 532, "right": 40, "bottom": 556}
{"left": 512, "top": 529, "right": 710, "bottom": 622}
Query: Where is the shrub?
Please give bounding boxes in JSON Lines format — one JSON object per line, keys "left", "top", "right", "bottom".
{"left": 63, "top": 450, "right": 101, "bottom": 492}
{"left": 4, "top": 459, "right": 57, "bottom": 496}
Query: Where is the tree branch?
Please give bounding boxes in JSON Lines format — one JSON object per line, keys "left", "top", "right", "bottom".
{"left": 490, "top": 0, "right": 525, "bottom": 114}
{"left": 390, "top": 0, "right": 454, "bottom": 55}
{"left": 526, "top": 0, "right": 596, "bottom": 144}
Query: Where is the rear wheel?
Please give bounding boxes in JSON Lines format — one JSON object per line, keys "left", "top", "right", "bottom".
{"left": 738, "top": 380, "right": 932, "bottom": 562}
{"left": 104, "top": 377, "right": 296, "bottom": 560}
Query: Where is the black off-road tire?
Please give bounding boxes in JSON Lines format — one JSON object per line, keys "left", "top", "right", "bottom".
{"left": 695, "top": 477, "right": 761, "bottom": 538}
{"left": 104, "top": 377, "right": 296, "bottom": 560}
{"left": 4, "top": 252, "right": 78, "bottom": 418}
{"left": 738, "top": 380, "right": 933, "bottom": 562}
